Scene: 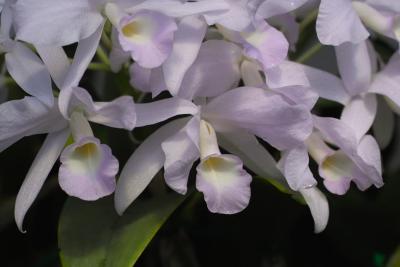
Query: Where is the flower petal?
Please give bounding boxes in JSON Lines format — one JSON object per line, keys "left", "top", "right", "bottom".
{"left": 15, "top": 128, "right": 70, "bottom": 232}
{"left": 203, "top": 87, "right": 313, "bottom": 150}
{"left": 335, "top": 41, "right": 372, "bottom": 96}
{"left": 255, "top": 0, "right": 309, "bottom": 19}
{"left": 316, "top": 0, "right": 369, "bottom": 45}
{"left": 0, "top": 97, "right": 66, "bottom": 152}
{"left": 340, "top": 95, "right": 377, "bottom": 141}
{"left": 109, "top": 28, "right": 130, "bottom": 73}
{"left": 373, "top": 96, "right": 395, "bottom": 149}
{"left": 14, "top": 0, "right": 104, "bottom": 46}
{"left": 118, "top": 10, "right": 178, "bottom": 68}
{"left": 299, "top": 187, "right": 329, "bottom": 233}
{"left": 178, "top": 40, "right": 242, "bottom": 99}
{"left": 115, "top": 118, "right": 188, "bottom": 215}
{"left": 59, "top": 136, "right": 118, "bottom": 201}
{"left": 162, "top": 116, "right": 200, "bottom": 194}
{"left": 5, "top": 42, "right": 54, "bottom": 106}
{"left": 242, "top": 21, "right": 289, "bottom": 70}
{"left": 129, "top": 64, "right": 166, "bottom": 98}
{"left": 163, "top": 15, "right": 207, "bottom": 95}
{"left": 278, "top": 145, "right": 317, "bottom": 191}
{"left": 135, "top": 98, "right": 199, "bottom": 127}
{"left": 265, "top": 60, "right": 310, "bottom": 88}
{"left": 196, "top": 154, "right": 252, "bottom": 214}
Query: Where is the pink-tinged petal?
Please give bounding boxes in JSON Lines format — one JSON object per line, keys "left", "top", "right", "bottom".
{"left": 135, "top": 98, "right": 199, "bottom": 127}
{"left": 115, "top": 118, "right": 188, "bottom": 215}
{"left": 126, "top": 0, "right": 229, "bottom": 18}
{"left": 61, "top": 23, "right": 104, "bottom": 90}
{"left": 203, "top": 0, "right": 252, "bottom": 31}
{"left": 255, "top": 0, "right": 309, "bottom": 19}
{"left": 335, "top": 41, "right": 372, "bottom": 96}
{"left": 162, "top": 116, "right": 200, "bottom": 194}
{"left": 269, "top": 14, "right": 300, "bottom": 51}
{"left": 265, "top": 60, "right": 310, "bottom": 89}
{"left": 14, "top": 128, "right": 70, "bottom": 232}
{"left": 14, "top": 0, "right": 104, "bottom": 46}
{"left": 59, "top": 136, "right": 118, "bottom": 201}
{"left": 299, "top": 187, "right": 329, "bottom": 233}
{"left": 196, "top": 154, "right": 252, "bottom": 214}
{"left": 369, "top": 53, "right": 400, "bottom": 108}
{"left": 203, "top": 87, "right": 313, "bottom": 150}
{"left": 365, "top": 0, "right": 400, "bottom": 13}
{"left": 242, "top": 21, "right": 289, "bottom": 70}
{"left": 5, "top": 42, "right": 54, "bottom": 107}
{"left": 278, "top": 145, "right": 317, "bottom": 191}
{"left": 373, "top": 97, "right": 395, "bottom": 149}
{"left": 129, "top": 64, "right": 166, "bottom": 97}
{"left": 109, "top": 28, "right": 130, "bottom": 73}
{"left": 272, "top": 85, "right": 318, "bottom": 110}
{"left": 340, "top": 95, "right": 377, "bottom": 141}
{"left": 118, "top": 11, "right": 178, "bottom": 68}
{"left": 35, "top": 45, "right": 70, "bottom": 89}
{"left": 302, "top": 64, "right": 351, "bottom": 105}
{"left": 178, "top": 40, "right": 242, "bottom": 99}
{"left": 240, "top": 60, "right": 265, "bottom": 87}
{"left": 218, "top": 131, "right": 287, "bottom": 185}
{"left": 60, "top": 87, "right": 136, "bottom": 130}
{"left": 163, "top": 16, "right": 207, "bottom": 95}
{"left": 316, "top": 0, "right": 369, "bottom": 45}
{"left": 319, "top": 151, "right": 353, "bottom": 195}
{"left": 356, "top": 135, "right": 383, "bottom": 187}
{"left": 0, "top": 97, "right": 67, "bottom": 152}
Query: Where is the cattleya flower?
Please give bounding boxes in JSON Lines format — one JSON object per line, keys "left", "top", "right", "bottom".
{"left": 316, "top": 0, "right": 400, "bottom": 45}
{"left": 0, "top": 25, "right": 136, "bottom": 232}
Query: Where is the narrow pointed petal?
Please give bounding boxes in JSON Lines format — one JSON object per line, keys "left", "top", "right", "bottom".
{"left": 163, "top": 16, "right": 207, "bottom": 95}
{"left": 118, "top": 10, "right": 178, "bottom": 68}
{"left": 316, "top": 0, "right": 369, "bottom": 45}
{"left": 14, "top": 0, "right": 104, "bottom": 46}
{"left": 242, "top": 21, "right": 289, "bottom": 70}
{"left": 135, "top": 98, "right": 199, "bottom": 127}
{"left": 203, "top": 87, "right": 313, "bottom": 150}
{"left": 59, "top": 136, "right": 118, "bottom": 200}
{"left": 162, "top": 116, "right": 200, "bottom": 194}
{"left": 356, "top": 135, "right": 383, "bottom": 187}
{"left": 61, "top": 23, "right": 104, "bottom": 90}
{"left": 369, "top": 53, "right": 400, "bottom": 108}
{"left": 256, "top": 0, "right": 309, "bottom": 19}
{"left": 299, "top": 187, "right": 329, "bottom": 233}
{"left": 272, "top": 85, "right": 319, "bottom": 110}
{"left": 35, "top": 45, "right": 70, "bottom": 89}
{"left": 335, "top": 41, "right": 372, "bottom": 96}
{"left": 240, "top": 60, "right": 265, "bottom": 87}
{"left": 278, "top": 145, "right": 317, "bottom": 191}
{"left": 15, "top": 128, "right": 70, "bottom": 232}
{"left": 178, "top": 40, "right": 242, "bottom": 99}
{"left": 5, "top": 42, "right": 53, "bottom": 106}
{"left": 0, "top": 97, "right": 67, "bottom": 152}
{"left": 196, "top": 154, "right": 252, "bottom": 214}
{"left": 340, "top": 95, "right": 377, "bottom": 141}
{"left": 115, "top": 118, "right": 188, "bottom": 215}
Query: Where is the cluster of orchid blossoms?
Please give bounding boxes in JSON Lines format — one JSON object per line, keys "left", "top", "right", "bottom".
{"left": 0, "top": 0, "right": 399, "bottom": 234}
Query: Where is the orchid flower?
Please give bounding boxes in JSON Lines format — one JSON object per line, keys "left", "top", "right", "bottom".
{"left": 0, "top": 25, "right": 136, "bottom": 232}
{"left": 316, "top": 0, "right": 400, "bottom": 46}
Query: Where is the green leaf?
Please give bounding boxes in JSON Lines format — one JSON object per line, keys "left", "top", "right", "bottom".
{"left": 59, "top": 193, "right": 188, "bottom": 267}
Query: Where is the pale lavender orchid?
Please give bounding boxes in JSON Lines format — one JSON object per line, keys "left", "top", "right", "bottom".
{"left": 316, "top": 0, "right": 400, "bottom": 46}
